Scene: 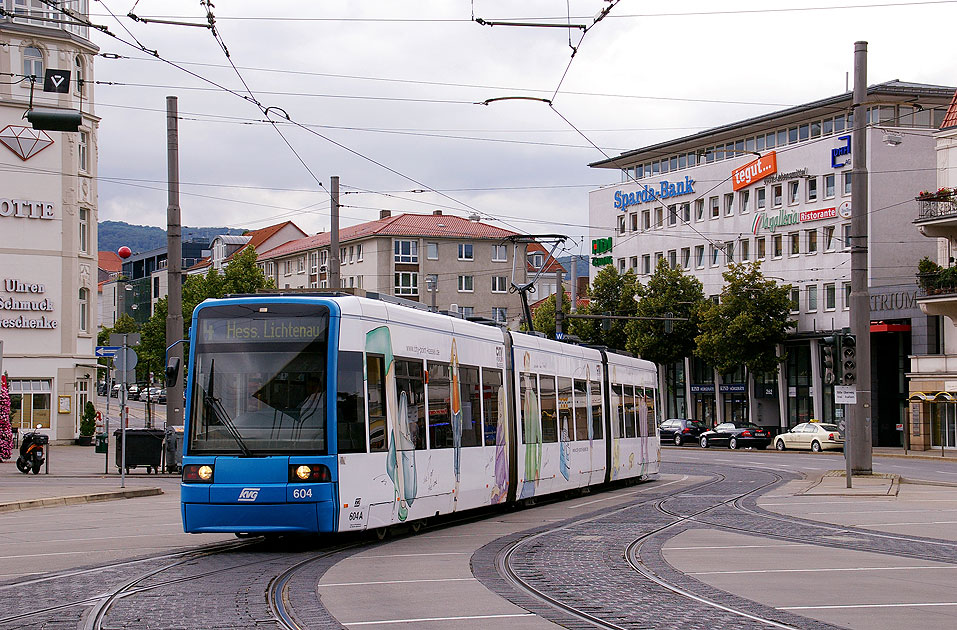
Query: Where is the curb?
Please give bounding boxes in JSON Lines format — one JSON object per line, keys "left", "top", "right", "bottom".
{"left": 797, "top": 471, "right": 899, "bottom": 497}
{"left": 0, "top": 487, "right": 164, "bottom": 514}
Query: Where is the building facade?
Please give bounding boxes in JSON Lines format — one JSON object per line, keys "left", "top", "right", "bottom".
{"left": 589, "top": 81, "right": 954, "bottom": 444}
{"left": 0, "top": 2, "right": 99, "bottom": 442}
{"left": 256, "top": 211, "right": 529, "bottom": 326}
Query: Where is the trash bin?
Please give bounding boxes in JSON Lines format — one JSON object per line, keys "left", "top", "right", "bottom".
{"left": 114, "top": 428, "right": 164, "bottom": 474}
{"left": 94, "top": 432, "right": 108, "bottom": 454}
{"left": 164, "top": 426, "right": 184, "bottom": 473}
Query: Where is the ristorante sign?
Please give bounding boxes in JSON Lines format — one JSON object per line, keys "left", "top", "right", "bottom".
{"left": 751, "top": 207, "right": 838, "bottom": 234}
{"left": 614, "top": 176, "right": 695, "bottom": 211}
{"left": 732, "top": 151, "right": 777, "bottom": 191}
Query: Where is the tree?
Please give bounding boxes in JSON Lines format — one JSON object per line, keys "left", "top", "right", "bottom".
{"left": 569, "top": 266, "right": 640, "bottom": 350}
{"left": 531, "top": 292, "right": 571, "bottom": 339}
{"left": 97, "top": 313, "right": 139, "bottom": 347}
{"left": 625, "top": 258, "right": 706, "bottom": 365}
{"left": 695, "top": 262, "right": 795, "bottom": 376}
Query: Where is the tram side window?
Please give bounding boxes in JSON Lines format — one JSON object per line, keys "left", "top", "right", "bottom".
{"left": 396, "top": 358, "right": 426, "bottom": 450}
{"left": 482, "top": 368, "right": 503, "bottom": 446}
{"left": 624, "top": 384, "right": 637, "bottom": 438}
{"left": 573, "top": 379, "right": 589, "bottom": 440}
{"left": 645, "top": 388, "right": 657, "bottom": 436}
{"left": 520, "top": 372, "right": 540, "bottom": 444}
{"left": 367, "top": 354, "right": 388, "bottom": 452}
{"left": 590, "top": 380, "right": 603, "bottom": 439}
{"left": 611, "top": 384, "right": 624, "bottom": 438}
{"left": 540, "top": 375, "right": 558, "bottom": 443}
{"left": 428, "top": 362, "right": 452, "bottom": 448}
{"left": 459, "top": 365, "right": 482, "bottom": 447}
{"left": 637, "top": 387, "right": 649, "bottom": 438}
{"left": 557, "top": 377, "right": 573, "bottom": 443}
{"left": 336, "top": 351, "right": 366, "bottom": 453}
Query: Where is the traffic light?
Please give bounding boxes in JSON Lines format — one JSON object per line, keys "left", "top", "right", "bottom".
{"left": 821, "top": 335, "right": 837, "bottom": 385}
{"left": 842, "top": 333, "right": 857, "bottom": 385}
{"left": 25, "top": 108, "right": 82, "bottom": 132}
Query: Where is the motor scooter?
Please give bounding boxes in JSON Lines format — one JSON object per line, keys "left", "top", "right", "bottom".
{"left": 16, "top": 428, "right": 48, "bottom": 475}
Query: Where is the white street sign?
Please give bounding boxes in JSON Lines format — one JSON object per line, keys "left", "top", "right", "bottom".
{"left": 834, "top": 385, "right": 857, "bottom": 404}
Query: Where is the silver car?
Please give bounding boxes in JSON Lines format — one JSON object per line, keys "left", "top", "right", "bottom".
{"left": 774, "top": 422, "right": 844, "bottom": 452}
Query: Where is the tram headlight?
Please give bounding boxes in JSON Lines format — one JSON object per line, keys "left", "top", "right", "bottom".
{"left": 289, "top": 464, "right": 331, "bottom": 483}
{"left": 183, "top": 464, "right": 214, "bottom": 483}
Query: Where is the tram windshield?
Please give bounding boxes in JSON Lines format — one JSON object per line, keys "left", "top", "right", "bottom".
{"left": 189, "top": 303, "right": 330, "bottom": 455}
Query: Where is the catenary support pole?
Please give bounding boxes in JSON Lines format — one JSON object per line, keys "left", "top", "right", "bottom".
{"left": 555, "top": 268, "right": 564, "bottom": 338}
{"left": 570, "top": 256, "right": 578, "bottom": 313}
{"left": 330, "top": 176, "right": 340, "bottom": 291}
{"left": 166, "top": 96, "right": 184, "bottom": 428}
{"left": 849, "top": 41, "right": 873, "bottom": 478}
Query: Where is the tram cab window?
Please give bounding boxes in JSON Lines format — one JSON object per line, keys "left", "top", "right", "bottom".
{"left": 457, "top": 366, "right": 482, "bottom": 448}
{"left": 428, "top": 362, "right": 453, "bottom": 448}
{"left": 396, "top": 359, "right": 426, "bottom": 450}
{"left": 483, "top": 368, "right": 503, "bottom": 446}
{"left": 520, "top": 372, "right": 540, "bottom": 444}
{"left": 610, "top": 384, "right": 624, "bottom": 438}
{"left": 337, "top": 351, "right": 366, "bottom": 453}
{"left": 573, "top": 379, "right": 589, "bottom": 440}
{"left": 590, "top": 380, "right": 603, "bottom": 439}
{"left": 367, "top": 354, "right": 388, "bottom": 452}
{"left": 540, "top": 375, "right": 558, "bottom": 443}
{"left": 557, "top": 377, "right": 573, "bottom": 443}
{"left": 624, "top": 385, "right": 637, "bottom": 438}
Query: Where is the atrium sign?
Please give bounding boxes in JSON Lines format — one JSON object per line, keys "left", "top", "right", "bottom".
{"left": 614, "top": 176, "right": 695, "bottom": 211}
{"left": 732, "top": 151, "right": 777, "bottom": 191}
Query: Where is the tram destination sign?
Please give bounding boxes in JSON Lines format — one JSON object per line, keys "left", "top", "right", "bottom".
{"left": 200, "top": 316, "right": 326, "bottom": 343}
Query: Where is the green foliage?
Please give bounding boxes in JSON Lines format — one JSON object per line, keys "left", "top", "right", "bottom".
{"left": 79, "top": 401, "right": 96, "bottom": 436}
{"left": 569, "top": 266, "right": 640, "bottom": 350}
{"left": 625, "top": 258, "right": 706, "bottom": 365}
{"left": 695, "top": 262, "right": 795, "bottom": 376}
{"left": 97, "top": 313, "right": 139, "bottom": 346}
{"left": 531, "top": 292, "right": 571, "bottom": 339}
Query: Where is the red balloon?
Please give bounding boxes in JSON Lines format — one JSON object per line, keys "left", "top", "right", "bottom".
{"left": 117, "top": 246, "right": 132, "bottom": 259}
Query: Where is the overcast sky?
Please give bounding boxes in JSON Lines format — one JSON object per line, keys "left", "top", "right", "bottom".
{"left": 90, "top": 1, "right": 957, "bottom": 259}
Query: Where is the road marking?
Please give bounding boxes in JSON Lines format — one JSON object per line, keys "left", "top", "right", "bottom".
{"left": 0, "top": 546, "right": 176, "bottom": 560}
{"left": 781, "top": 602, "right": 957, "bottom": 610}
{"left": 344, "top": 613, "right": 536, "bottom": 626}
{"left": 761, "top": 500, "right": 894, "bottom": 506}
{"left": 320, "top": 577, "right": 476, "bottom": 587}
{"left": 861, "top": 520, "right": 957, "bottom": 526}
{"left": 691, "top": 565, "right": 957, "bottom": 575}
{"left": 935, "top": 470, "right": 957, "bottom": 475}
{"left": 667, "top": 544, "right": 804, "bottom": 551}
{"left": 804, "top": 508, "right": 957, "bottom": 515}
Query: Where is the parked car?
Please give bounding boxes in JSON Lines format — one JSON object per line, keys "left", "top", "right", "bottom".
{"left": 775, "top": 422, "right": 844, "bottom": 452}
{"left": 97, "top": 382, "right": 108, "bottom": 396}
{"left": 128, "top": 384, "right": 142, "bottom": 401}
{"left": 111, "top": 384, "right": 121, "bottom": 398}
{"left": 698, "top": 422, "right": 772, "bottom": 450}
{"left": 658, "top": 418, "right": 708, "bottom": 446}
{"left": 155, "top": 388, "right": 167, "bottom": 404}
{"left": 144, "top": 387, "right": 164, "bottom": 402}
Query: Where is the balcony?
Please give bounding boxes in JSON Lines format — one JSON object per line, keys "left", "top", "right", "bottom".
{"left": 917, "top": 268, "right": 957, "bottom": 320}
{"left": 914, "top": 190, "right": 957, "bottom": 239}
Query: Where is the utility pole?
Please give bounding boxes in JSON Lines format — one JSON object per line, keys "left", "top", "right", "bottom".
{"left": 166, "top": 96, "right": 184, "bottom": 427}
{"left": 555, "top": 268, "right": 564, "bottom": 339}
{"left": 570, "top": 256, "right": 578, "bottom": 313}
{"left": 848, "top": 41, "right": 872, "bottom": 476}
{"left": 330, "top": 176, "right": 341, "bottom": 291}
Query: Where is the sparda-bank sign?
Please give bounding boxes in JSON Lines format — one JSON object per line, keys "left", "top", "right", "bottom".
{"left": 614, "top": 176, "right": 695, "bottom": 211}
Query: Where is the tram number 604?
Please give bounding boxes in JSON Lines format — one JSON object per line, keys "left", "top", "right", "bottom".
{"left": 292, "top": 488, "right": 313, "bottom": 499}
{"left": 348, "top": 511, "right": 363, "bottom": 521}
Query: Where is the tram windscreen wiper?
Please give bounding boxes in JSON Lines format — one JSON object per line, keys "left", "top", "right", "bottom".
{"left": 204, "top": 359, "right": 254, "bottom": 457}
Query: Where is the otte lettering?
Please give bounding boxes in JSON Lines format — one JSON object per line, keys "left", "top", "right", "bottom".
{"left": 0, "top": 199, "right": 55, "bottom": 219}
{"left": 613, "top": 176, "right": 695, "bottom": 211}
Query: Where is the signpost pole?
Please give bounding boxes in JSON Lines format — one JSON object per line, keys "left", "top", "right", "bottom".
{"left": 121, "top": 334, "right": 127, "bottom": 489}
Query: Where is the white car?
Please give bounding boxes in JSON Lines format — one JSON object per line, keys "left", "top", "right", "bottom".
{"left": 775, "top": 423, "right": 844, "bottom": 452}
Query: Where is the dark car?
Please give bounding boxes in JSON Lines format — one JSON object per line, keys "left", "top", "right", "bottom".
{"left": 658, "top": 418, "right": 707, "bottom": 446}
{"left": 698, "top": 422, "right": 771, "bottom": 450}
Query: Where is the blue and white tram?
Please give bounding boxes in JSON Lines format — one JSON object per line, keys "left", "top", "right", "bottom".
{"left": 179, "top": 294, "right": 659, "bottom": 535}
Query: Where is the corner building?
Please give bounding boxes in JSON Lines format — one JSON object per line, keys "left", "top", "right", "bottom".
{"left": 0, "top": 3, "right": 99, "bottom": 442}
{"left": 589, "top": 81, "right": 954, "bottom": 444}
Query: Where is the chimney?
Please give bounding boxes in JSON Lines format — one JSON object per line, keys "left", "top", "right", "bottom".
{"left": 380, "top": 210, "right": 391, "bottom": 219}
{"left": 433, "top": 210, "right": 443, "bottom": 216}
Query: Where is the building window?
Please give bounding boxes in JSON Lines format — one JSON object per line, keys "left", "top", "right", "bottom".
{"left": 348, "top": 246, "right": 355, "bottom": 263}
{"left": 694, "top": 245, "right": 704, "bottom": 268}
{"left": 681, "top": 247, "right": 690, "bottom": 269}
{"left": 824, "top": 225, "right": 836, "bottom": 251}
{"left": 843, "top": 171, "right": 852, "bottom": 196}
{"left": 617, "top": 216, "right": 626, "bottom": 235}
{"left": 8, "top": 379, "right": 52, "bottom": 430}
{"left": 642, "top": 254, "right": 651, "bottom": 274}
{"left": 460, "top": 306, "right": 474, "bottom": 318}
{"left": 709, "top": 196, "right": 719, "bottom": 219}
{"left": 772, "top": 184, "right": 783, "bottom": 208}
{"left": 78, "top": 207, "right": 89, "bottom": 253}
{"left": 320, "top": 250, "right": 328, "bottom": 267}
{"left": 395, "top": 272, "right": 418, "bottom": 295}
{"left": 789, "top": 232, "right": 800, "bottom": 256}
{"left": 739, "top": 189, "right": 750, "bottom": 214}
{"left": 491, "top": 276, "right": 508, "bottom": 293}
{"left": 492, "top": 307, "right": 508, "bottom": 323}
{"left": 842, "top": 223, "right": 851, "bottom": 250}
{"left": 356, "top": 244, "right": 363, "bottom": 261}
{"left": 78, "top": 287, "right": 89, "bottom": 332}
{"left": 308, "top": 251, "right": 318, "bottom": 273}
{"left": 756, "top": 187, "right": 766, "bottom": 210}
{"left": 756, "top": 237, "right": 766, "bottom": 260}
{"left": 824, "top": 283, "right": 836, "bottom": 311}
{"left": 724, "top": 193, "right": 734, "bottom": 216}
{"left": 641, "top": 208, "right": 651, "bottom": 229}
{"left": 724, "top": 241, "right": 734, "bottom": 265}
{"left": 806, "top": 229, "right": 818, "bottom": 254}
{"left": 788, "top": 181, "right": 800, "bottom": 205}
{"left": 297, "top": 257, "right": 305, "bottom": 273}
{"left": 492, "top": 244, "right": 507, "bottom": 262}
{"left": 655, "top": 206, "right": 663, "bottom": 228}
{"left": 283, "top": 260, "right": 292, "bottom": 276}
{"left": 619, "top": 258, "right": 626, "bottom": 272}
{"left": 668, "top": 250, "right": 677, "bottom": 268}
{"left": 340, "top": 247, "right": 347, "bottom": 265}
{"left": 427, "top": 242, "right": 439, "bottom": 260}
{"left": 630, "top": 256, "right": 638, "bottom": 270}
{"left": 773, "top": 234, "right": 783, "bottom": 258}
{"left": 843, "top": 282, "right": 851, "bottom": 310}
{"left": 694, "top": 199, "right": 704, "bottom": 222}
{"left": 23, "top": 46, "right": 43, "bottom": 81}
{"left": 790, "top": 288, "right": 800, "bottom": 313}
{"left": 740, "top": 239, "right": 750, "bottom": 261}
{"left": 668, "top": 205, "right": 677, "bottom": 226}
{"left": 395, "top": 240, "right": 418, "bottom": 263}
{"left": 458, "top": 243, "right": 473, "bottom": 260}
{"left": 807, "top": 285, "right": 818, "bottom": 312}
{"left": 630, "top": 212, "right": 639, "bottom": 231}
{"left": 74, "top": 55, "right": 84, "bottom": 96}
{"left": 806, "top": 177, "right": 818, "bottom": 202}
{"left": 710, "top": 244, "right": 720, "bottom": 267}
{"left": 824, "top": 174, "right": 836, "bottom": 198}
{"left": 457, "top": 275, "right": 474, "bottom": 292}
{"left": 79, "top": 130, "right": 89, "bottom": 172}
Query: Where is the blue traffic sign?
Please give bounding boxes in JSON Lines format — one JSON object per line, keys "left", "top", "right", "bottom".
{"left": 95, "top": 346, "right": 120, "bottom": 358}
